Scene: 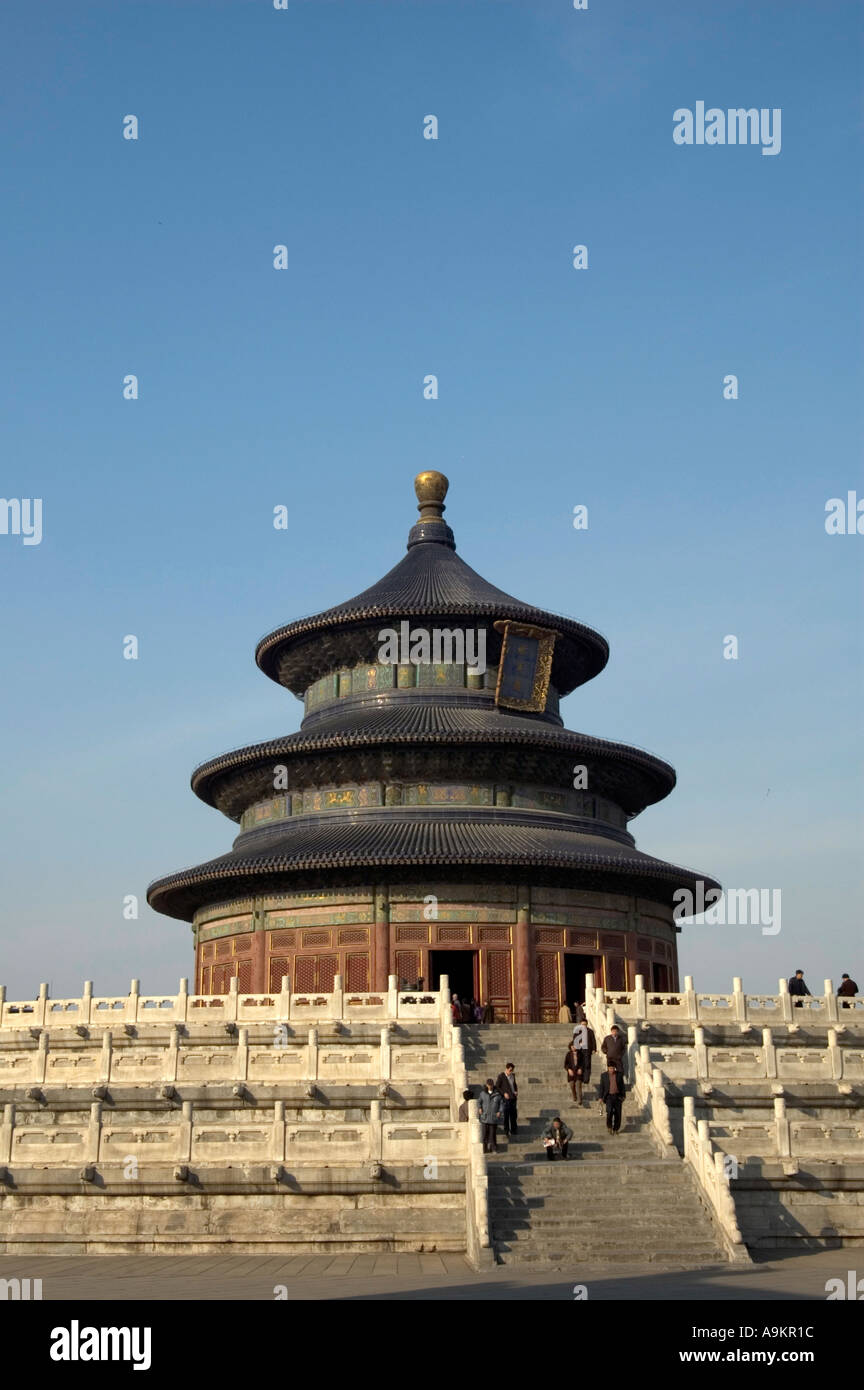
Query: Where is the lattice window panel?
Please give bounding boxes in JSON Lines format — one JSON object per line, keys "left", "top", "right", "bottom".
{"left": 395, "top": 925, "right": 429, "bottom": 942}
{"left": 345, "top": 953, "right": 369, "bottom": 992}
{"left": 199, "top": 965, "right": 209, "bottom": 993}
{"left": 237, "top": 960, "right": 252, "bottom": 992}
{"left": 294, "top": 956, "right": 316, "bottom": 992}
{"left": 637, "top": 937, "right": 652, "bottom": 954}
{"left": 486, "top": 951, "right": 512, "bottom": 1003}
{"left": 536, "top": 953, "right": 559, "bottom": 1001}
{"left": 605, "top": 957, "right": 626, "bottom": 991}
{"left": 268, "top": 957, "right": 289, "bottom": 992}
{"left": 269, "top": 930, "right": 295, "bottom": 949}
{"left": 395, "top": 951, "right": 420, "bottom": 985}
{"left": 437, "top": 926, "right": 470, "bottom": 943}
{"left": 636, "top": 959, "right": 651, "bottom": 985}
{"left": 338, "top": 928, "right": 369, "bottom": 945}
{"left": 233, "top": 937, "right": 252, "bottom": 954}
{"left": 211, "top": 965, "right": 234, "bottom": 995}
{"left": 601, "top": 934, "right": 625, "bottom": 951}
{"left": 479, "top": 926, "right": 510, "bottom": 943}
{"left": 202, "top": 943, "right": 215, "bottom": 960}
{"left": 216, "top": 940, "right": 231, "bottom": 959}
{"left": 535, "top": 928, "right": 564, "bottom": 946}
{"left": 302, "top": 930, "right": 332, "bottom": 948}
{"left": 567, "top": 930, "right": 596, "bottom": 948}
{"left": 317, "top": 955, "right": 338, "bottom": 992}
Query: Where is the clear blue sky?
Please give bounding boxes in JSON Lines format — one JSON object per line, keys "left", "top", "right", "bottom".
{"left": 1, "top": 0, "right": 861, "bottom": 998}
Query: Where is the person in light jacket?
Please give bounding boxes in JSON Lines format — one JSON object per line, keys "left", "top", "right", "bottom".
{"left": 478, "top": 1079, "right": 504, "bottom": 1153}
{"left": 542, "top": 1116, "right": 573, "bottom": 1161}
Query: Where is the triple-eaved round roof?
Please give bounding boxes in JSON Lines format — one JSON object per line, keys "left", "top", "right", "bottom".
{"left": 148, "top": 472, "right": 719, "bottom": 922}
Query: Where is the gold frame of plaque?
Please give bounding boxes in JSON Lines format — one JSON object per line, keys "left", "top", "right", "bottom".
{"left": 493, "top": 620, "right": 559, "bottom": 713}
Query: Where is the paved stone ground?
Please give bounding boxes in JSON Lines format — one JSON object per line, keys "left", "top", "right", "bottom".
{"left": 0, "top": 1249, "right": 853, "bottom": 1300}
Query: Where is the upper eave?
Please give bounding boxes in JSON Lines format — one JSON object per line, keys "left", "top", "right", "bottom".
{"left": 254, "top": 541, "right": 609, "bottom": 697}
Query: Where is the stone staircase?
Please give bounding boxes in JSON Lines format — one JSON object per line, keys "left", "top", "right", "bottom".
{"left": 462, "top": 1024, "right": 727, "bottom": 1267}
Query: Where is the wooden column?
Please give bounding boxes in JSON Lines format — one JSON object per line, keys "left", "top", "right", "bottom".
{"left": 514, "top": 894, "right": 536, "bottom": 1022}
{"left": 250, "top": 917, "right": 267, "bottom": 992}
{"left": 373, "top": 884, "right": 390, "bottom": 991}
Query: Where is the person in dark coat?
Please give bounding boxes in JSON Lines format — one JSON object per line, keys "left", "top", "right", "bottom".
{"left": 788, "top": 970, "right": 810, "bottom": 1008}
{"left": 481, "top": 1001, "right": 494, "bottom": 1024}
{"left": 565, "top": 1022, "right": 597, "bottom": 1105}
{"left": 542, "top": 1116, "right": 573, "bottom": 1161}
{"left": 457, "top": 1089, "right": 473, "bottom": 1122}
{"left": 478, "top": 1078, "right": 504, "bottom": 1153}
{"left": 495, "top": 1063, "right": 518, "bottom": 1135}
{"left": 838, "top": 973, "right": 859, "bottom": 1003}
{"left": 599, "top": 1064, "right": 626, "bottom": 1134}
{"left": 601, "top": 1024, "right": 627, "bottom": 1076}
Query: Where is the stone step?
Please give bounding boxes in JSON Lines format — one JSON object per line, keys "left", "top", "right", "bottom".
{"left": 464, "top": 1027, "right": 725, "bottom": 1266}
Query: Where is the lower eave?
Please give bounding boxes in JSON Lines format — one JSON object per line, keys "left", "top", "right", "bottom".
{"left": 147, "top": 817, "right": 719, "bottom": 923}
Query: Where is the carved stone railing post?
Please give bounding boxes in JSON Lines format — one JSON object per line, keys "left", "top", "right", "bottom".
{"left": 778, "top": 977, "right": 792, "bottom": 1024}
{"left": 36, "top": 983, "right": 49, "bottom": 1027}
{"left": 626, "top": 1024, "right": 639, "bottom": 1079}
{"left": 35, "top": 1031, "right": 49, "bottom": 1084}
{"left": 732, "top": 977, "right": 746, "bottom": 1025}
{"left": 584, "top": 972, "right": 595, "bottom": 1017}
{"left": 824, "top": 979, "right": 838, "bottom": 1024}
{"left": 236, "top": 1026, "right": 249, "bottom": 1082}
{"left": 278, "top": 973, "right": 291, "bottom": 1022}
{"left": 126, "top": 979, "right": 140, "bottom": 1026}
{"left": 683, "top": 975, "right": 698, "bottom": 1022}
{"left": 693, "top": 1025, "right": 708, "bottom": 1079}
{"left": 177, "top": 978, "right": 189, "bottom": 1025}
{"left": 271, "top": 1100, "right": 286, "bottom": 1162}
{"left": 633, "top": 974, "right": 647, "bottom": 1022}
{"left": 379, "top": 1024, "right": 392, "bottom": 1081}
{"left": 179, "top": 1100, "right": 193, "bottom": 1163}
{"left": 762, "top": 1027, "right": 777, "bottom": 1079}
{"left": 0, "top": 985, "right": 6, "bottom": 1028}
{"left": 307, "top": 1026, "right": 319, "bottom": 1081}
{"left": 650, "top": 1066, "right": 673, "bottom": 1146}
{"left": 86, "top": 1102, "right": 102, "bottom": 1164}
{"left": 369, "top": 1098, "right": 383, "bottom": 1161}
{"left": 387, "top": 974, "right": 399, "bottom": 1022}
{"left": 827, "top": 1027, "right": 842, "bottom": 1080}
{"left": 332, "top": 973, "right": 344, "bottom": 1021}
{"left": 82, "top": 981, "right": 93, "bottom": 1026}
{"left": 774, "top": 1095, "right": 791, "bottom": 1158}
{"left": 1, "top": 1103, "right": 14, "bottom": 1163}
{"left": 164, "top": 1025, "right": 180, "bottom": 1083}
{"left": 227, "top": 975, "right": 239, "bottom": 1023}
{"left": 439, "top": 975, "right": 451, "bottom": 1045}
{"left": 99, "top": 1029, "right": 113, "bottom": 1085}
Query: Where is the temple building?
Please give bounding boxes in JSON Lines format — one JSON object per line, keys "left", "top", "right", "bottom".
{"left": 148, "top": 473, "right": 718, "bottom": 1020}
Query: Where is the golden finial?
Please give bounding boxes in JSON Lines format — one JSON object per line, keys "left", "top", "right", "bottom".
{"left": 408, "top": 470, "right": 455, "bottom": 549}
{"left": 414, "top": 470, "right": 449, "bottom": 517}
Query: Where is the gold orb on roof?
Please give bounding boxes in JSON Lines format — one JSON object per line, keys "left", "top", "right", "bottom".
{"left": 414, "top": 471, "right": 449, "bottom": 507}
